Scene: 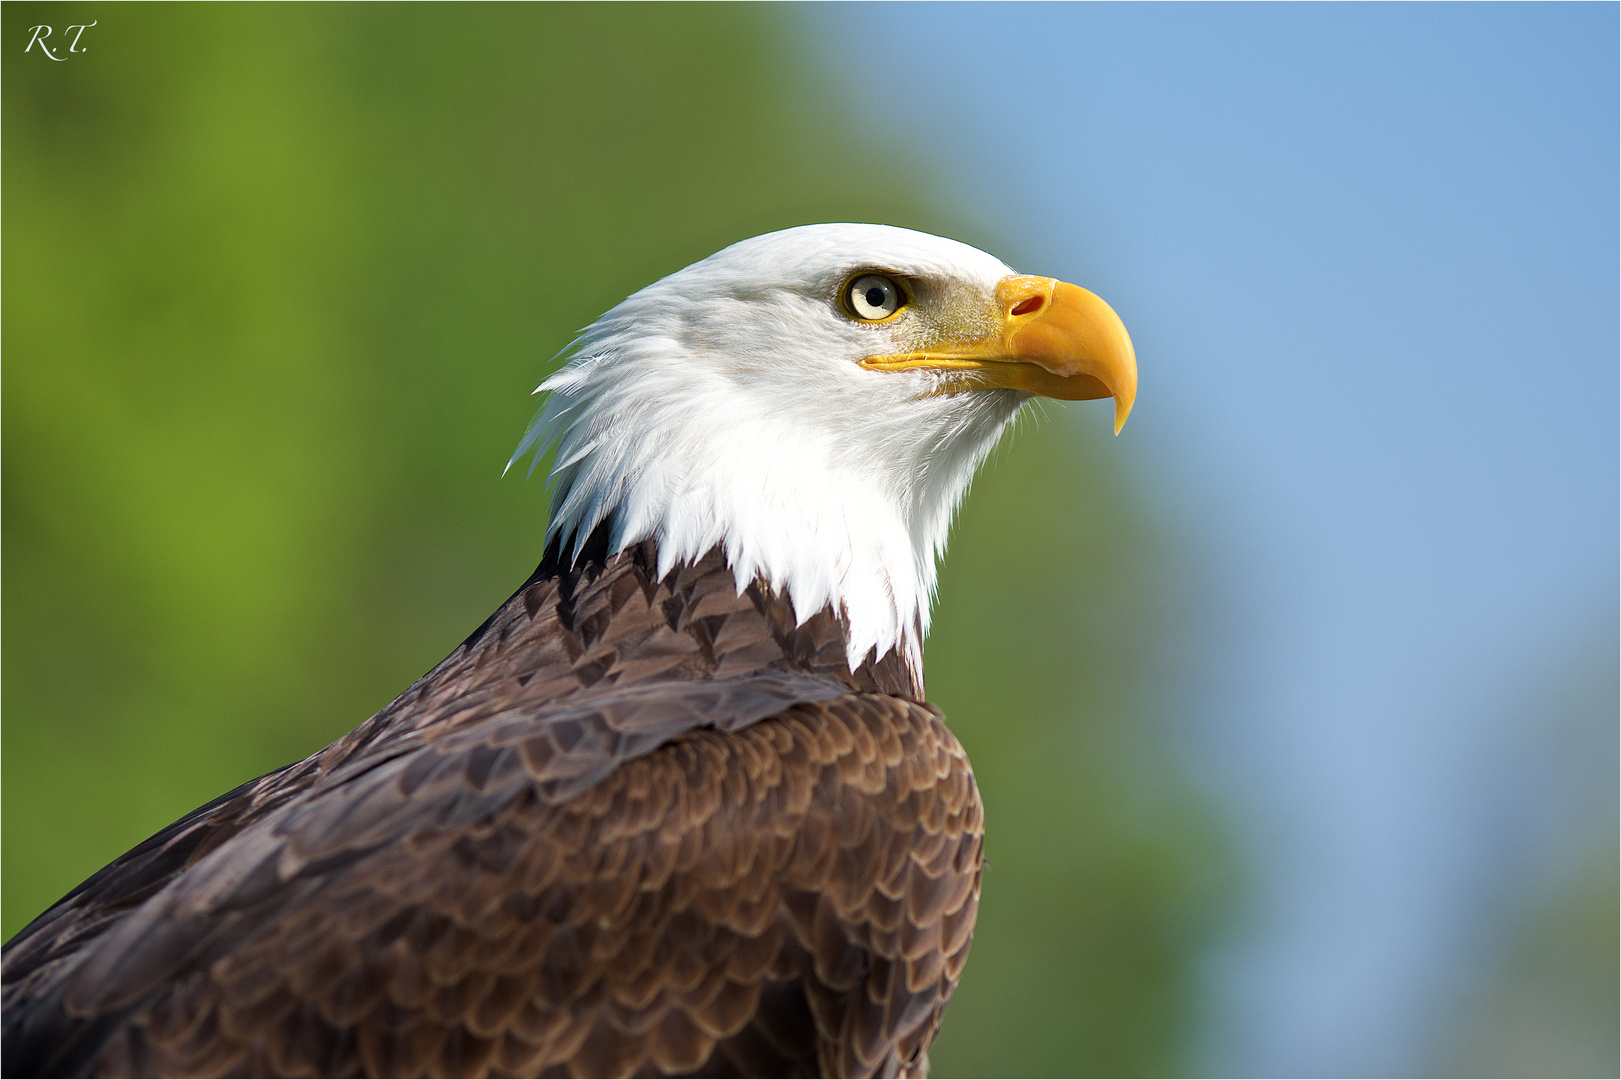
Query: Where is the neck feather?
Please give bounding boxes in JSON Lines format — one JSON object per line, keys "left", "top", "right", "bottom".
{"left": 513, "top": 356, "right": 1026, "bottom": 682}
{"left": 527, "top": 531, "right": 923, "bottom": 699}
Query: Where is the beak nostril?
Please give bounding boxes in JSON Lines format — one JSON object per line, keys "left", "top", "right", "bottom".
{"left": 1010, "top": 296, "right": 1045, "bottom": 317}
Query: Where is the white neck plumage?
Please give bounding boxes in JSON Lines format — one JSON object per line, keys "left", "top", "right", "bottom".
{"left": 512, "top": 343, "right": 1026, "bottom": 682}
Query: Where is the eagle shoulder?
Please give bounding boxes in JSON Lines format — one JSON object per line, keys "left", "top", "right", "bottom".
{"left": 3, "top": 541, "right": 982, "bottom": 1078}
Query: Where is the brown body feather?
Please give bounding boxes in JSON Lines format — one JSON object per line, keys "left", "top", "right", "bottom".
{"left": 2, "top": 532, "right": 983, "bottom": 1078}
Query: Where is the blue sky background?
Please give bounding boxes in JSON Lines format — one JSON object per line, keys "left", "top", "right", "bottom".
{"left": 811, "top": 4, "right": 1617, "bottom": 1074}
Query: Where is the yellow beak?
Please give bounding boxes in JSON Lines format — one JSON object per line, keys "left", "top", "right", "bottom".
{"left": 859, "top": 275, "right": 1138, "bottom": 433}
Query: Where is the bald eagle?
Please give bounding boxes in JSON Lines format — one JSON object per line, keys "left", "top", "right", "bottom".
{"left": 2, "top": 225, "right": 1136, "bottom": 1078}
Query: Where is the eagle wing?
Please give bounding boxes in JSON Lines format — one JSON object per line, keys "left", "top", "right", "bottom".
{"left": 3, "top": 543, "right": 983, "bottom": 1079}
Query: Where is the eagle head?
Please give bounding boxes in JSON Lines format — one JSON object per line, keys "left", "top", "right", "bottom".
{"left": 509, "top": 224, "right": 1136, "bottom": 680}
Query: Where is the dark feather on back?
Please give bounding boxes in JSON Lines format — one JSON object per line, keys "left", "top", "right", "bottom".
{"left": 3, "top": 531, "right": 982, "bottom": 1078}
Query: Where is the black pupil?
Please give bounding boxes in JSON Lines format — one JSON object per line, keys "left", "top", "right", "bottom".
{"left": 864, "top": 286, "right": 887, "bottom": 309}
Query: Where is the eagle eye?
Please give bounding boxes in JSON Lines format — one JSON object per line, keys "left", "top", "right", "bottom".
{"left": 844, "top": 274, "right": 904, "bottom": 321}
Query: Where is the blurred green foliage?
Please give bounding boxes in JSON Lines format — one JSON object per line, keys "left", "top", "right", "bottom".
{"left": 925, "top": 417, "right": 1231, "bottom": 1076}
{"left": 4, "top": 4, "right": 1227, "bottom": 1074}
{"left": 1433, "top": 862, "right": 1620, "bottom": 1079}
{"left": 1426, "top": 630, "right": 1621, "bottom": 1079}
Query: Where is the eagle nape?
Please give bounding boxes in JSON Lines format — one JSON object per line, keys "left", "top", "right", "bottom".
{"left": 2, "top": 224, "right": 1136, "bottom": 1079}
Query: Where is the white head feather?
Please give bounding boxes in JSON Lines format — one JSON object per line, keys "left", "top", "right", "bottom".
{"left": 509, "top": 224, "right": 1033, "bottom": 680}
